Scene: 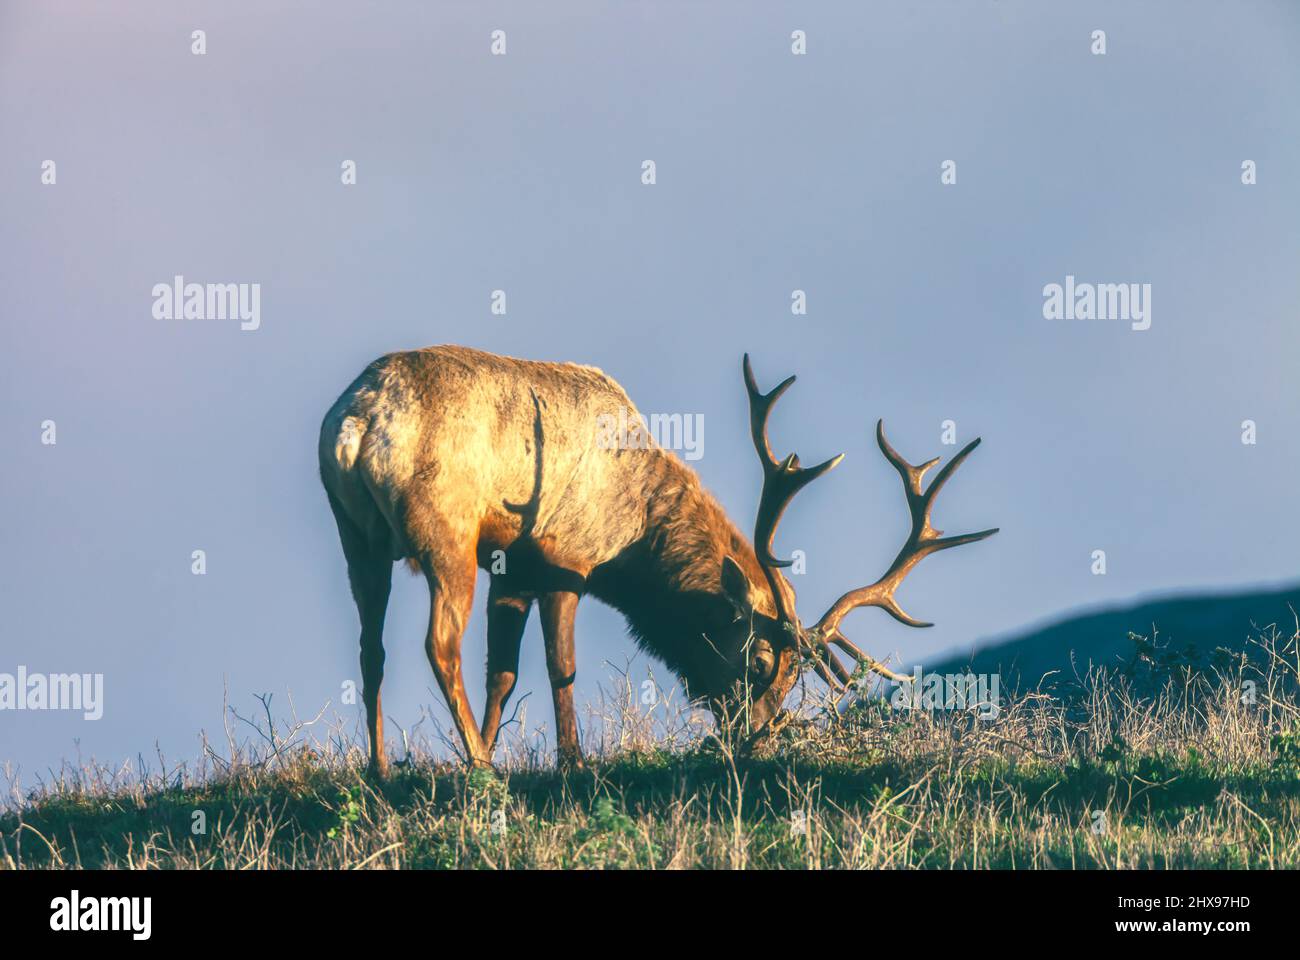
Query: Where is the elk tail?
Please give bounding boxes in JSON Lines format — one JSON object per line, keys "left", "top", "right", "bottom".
{"left": 333, "top": 415, "right": 368, "bottom": 471}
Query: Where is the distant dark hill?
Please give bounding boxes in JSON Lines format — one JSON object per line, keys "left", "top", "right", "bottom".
{"left": 926, "top": 582, "right": 1300, "bottom": 688}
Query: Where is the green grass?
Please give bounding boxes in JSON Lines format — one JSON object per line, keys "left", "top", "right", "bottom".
{"left": 5, "top": 630, "right": 1300, "bottom": 869}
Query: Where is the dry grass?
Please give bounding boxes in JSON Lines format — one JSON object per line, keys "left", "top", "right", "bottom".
{"left": 4, "top": 626, "right": 1300, "bottom": 869}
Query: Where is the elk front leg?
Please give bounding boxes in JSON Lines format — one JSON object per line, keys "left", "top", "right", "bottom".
{"left": 539, "top": 590, "right": 583, "bottom": 770}
{"left": 421, "top": 557, "right": 492, "bottom": 767}
{"left": 480, "top": 581, "right": 532, "bottom": 755}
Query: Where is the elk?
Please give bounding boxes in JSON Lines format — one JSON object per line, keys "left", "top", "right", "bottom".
{"left": 319, "top": 345, "right": 996, "bottom": 775}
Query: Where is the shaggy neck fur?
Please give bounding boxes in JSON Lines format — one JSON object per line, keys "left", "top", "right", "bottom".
{"left": 587, "top": 456, "right": 776, "bottom": 694}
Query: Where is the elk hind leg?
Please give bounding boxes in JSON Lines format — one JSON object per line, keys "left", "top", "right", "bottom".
{"left": 419, "top": 549, "right": 492, "bottom": 767}
{"left": 328, "top": 491, "right": 393, "bottom": 780}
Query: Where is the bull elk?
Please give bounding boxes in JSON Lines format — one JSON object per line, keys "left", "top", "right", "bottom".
{"left": 319, "top": 345, "right": 996, "bottom": 775}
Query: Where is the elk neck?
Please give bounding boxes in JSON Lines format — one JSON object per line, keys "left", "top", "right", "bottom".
{"left": 586, "top": 454, "right": 777, "bottom": 676}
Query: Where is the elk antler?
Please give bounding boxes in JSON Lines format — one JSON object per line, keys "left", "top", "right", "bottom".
{"left": 741, "top": 359, "right": 997, "bottom": 693}
{"left": 744, "top": 355, "right": 879, "bottom": 690}
{"left": 809, "top": 421, "right": 998, "bottom": 667}
{"left": 743, "top": 353, "right": 842, "bottom": 580}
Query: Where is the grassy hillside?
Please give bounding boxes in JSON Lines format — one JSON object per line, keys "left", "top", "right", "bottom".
{"left": 5, "top": 627, "right": 1300, "bottom": 870}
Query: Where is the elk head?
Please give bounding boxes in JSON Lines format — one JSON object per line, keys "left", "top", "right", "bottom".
{"left": 727, "top": 354, "right": 998, "bottom": 737}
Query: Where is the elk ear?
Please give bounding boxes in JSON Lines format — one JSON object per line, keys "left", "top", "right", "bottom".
{"left": 720, "top": 556, "right": 753, "bottom": 621}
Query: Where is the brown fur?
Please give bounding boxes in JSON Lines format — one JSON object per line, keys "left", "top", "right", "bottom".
{"left": 320, "top": 345, "right": 791, "bottom": 772}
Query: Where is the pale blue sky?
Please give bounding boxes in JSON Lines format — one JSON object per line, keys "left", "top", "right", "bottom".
{"left": 2, "top": 1, "right": 1298, "bottom": 780}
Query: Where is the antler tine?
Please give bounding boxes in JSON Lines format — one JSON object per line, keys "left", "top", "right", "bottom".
{"left": 741, "top": 354, "right": 844, "bottom": 572}
{"left": 742, "top": 354, "right": 795, "bottom": 471}
{"left": 876, "top": 419, "right": 980, "bottom": 530}
{"left": 826, "top": 628, "right": 912, "bottom": 682}
{"left": 804, "top": 628, "right": 909, "bottom": 691}
{"left": 811, "top": 420, "right": 998, "bottom": 642}
{"left": 808, "top": 646, "right": 852, "bottom": 690}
